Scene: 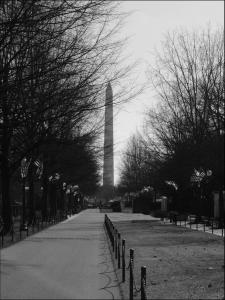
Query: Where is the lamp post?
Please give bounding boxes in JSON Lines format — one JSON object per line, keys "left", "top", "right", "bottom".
{"left": 21, "top": 177, "right": 27, "bottom": 230}
{"left": 20, "top": 158, "right": 30, "bottom": 231}
{"left": 205, "top": 170, "right": 213, "bottom": 218}
{"left": 73, "top": 185, "right": 79, "bottom": 212}
{"left": 48, "top": 173, "right": 61, "bottom": 220}
{"left": 66, "top": 185, "right": 72, "bottom": 216}
{"left": 62, "top": 182, "right": 67, "bottom": 218}
{"left": 55, "top": 173, "right": 60, "bottom": 218}
{"left": 191, "top": 168, "right": 212, "bottom": 217}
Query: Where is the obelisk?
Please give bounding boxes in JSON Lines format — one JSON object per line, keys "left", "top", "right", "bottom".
{"left": 103, "top": 82, "right": 114, "bottom": 200}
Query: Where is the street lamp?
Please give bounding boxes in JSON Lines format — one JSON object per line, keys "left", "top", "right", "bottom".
{"left": 63, "top": 182, "right": 67, "bottom": 191}
{"left": 66, "top": 184, "right": 72, "bottom": 216}
{"left": 48, "top": 173, "right": 61, "bottom": 220}
{"left": 61, "top": 182, "right": 67, "bottom": 218}
{"left": 206, "top": 170, "right": 212, "bottom": 177}
{"left": 191, "top": 168, "right": 213, "bottom": 217}
{"left": 55, "top": 173, "right": 60, "bottom": 181}
{"left": 20, "top": 157, "right": 31, "bottom": 231}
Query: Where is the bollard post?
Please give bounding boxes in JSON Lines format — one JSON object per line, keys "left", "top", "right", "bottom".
{"left": 112, "top": 225, "right": 115, "bottom": 252}
{"left": 105, "top": 215, "right": 107, "bottom": 230}
{"left": 122, "top": 239, "right": 125, "bottom": 282}
{"left": 141, "top": 266, "right": 147, "bottom": 300}
{"left": 118, "top": 233, "right": 121, "bottom": 269}
{"left": 111, "top": 229, "right": 114, "bottom": 250}
{"left": 108, "top": 220, "right": 111, "bottom": 243}
{"left": 203, "top": 222, "right": 206, "bottom": 232}
{"left": 129, "top": 249, "right": 134, "bottom": 300}
{"left": 111, "top": 222, "right": 114, "bottom": 248}
{"left": 211, "top": 219, "right": 214, "bottom": 234}
{"left": 115, "top": 229, "right": 118, "bottom": 259}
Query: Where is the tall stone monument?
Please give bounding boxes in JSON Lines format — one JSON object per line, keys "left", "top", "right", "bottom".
{"left": 103, "top": 82, "right": 114, "bottom": 200}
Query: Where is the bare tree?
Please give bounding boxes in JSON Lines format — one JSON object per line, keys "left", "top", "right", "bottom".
{"left": 143, "top": 26, "right": 224, "bottom": 213}
{"left": 0, "top": 0, "right": 134, "bottom": 230}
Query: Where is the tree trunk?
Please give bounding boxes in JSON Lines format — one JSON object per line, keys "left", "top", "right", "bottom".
{"left": 1, "top": 63, "right": 12, "bottom": 233}
{"left": 42, "top": 174, "right": 48, "bottom": 220}
{"left": 1, "top": 157, "right": 12, "bottom": 233}
{"left": 1, "top": 129, "right": 12, "bottom": 232}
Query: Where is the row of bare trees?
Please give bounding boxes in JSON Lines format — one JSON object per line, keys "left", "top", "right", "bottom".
{"left": 119, "top": 26, "right": 224, "bottom": 216}
{"left": 0, "top": 0, "right": 128, "bottom": 230}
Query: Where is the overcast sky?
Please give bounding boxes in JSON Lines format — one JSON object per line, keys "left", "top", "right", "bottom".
{"left": 113, "top": 1, "right": 224, "bottom": 184}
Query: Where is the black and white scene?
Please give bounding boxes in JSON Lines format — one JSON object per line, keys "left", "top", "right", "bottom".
{"left": 0, "top": 1, "right": 224, "bottom": 299}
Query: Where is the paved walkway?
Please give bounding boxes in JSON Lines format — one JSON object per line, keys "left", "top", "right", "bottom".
{"left": 0, "top": 209, "right": 122, "bottom": 299}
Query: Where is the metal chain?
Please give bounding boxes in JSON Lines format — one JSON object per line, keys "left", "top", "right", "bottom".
{"left": 141, "top": 277, "right": 147, "bottom": 299}
{"left": 126, "top": 260, "right": 130, "bottom": 269}
{"left": 130, "top": 261, "right": 142, "bottom": 293}
{"left": 105, "top": 215, "right": 147, "bottom": 299}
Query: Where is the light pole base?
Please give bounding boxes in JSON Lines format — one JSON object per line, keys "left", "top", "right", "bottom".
{"left": 20, "top": 224, "right": 28, "bottom": 231}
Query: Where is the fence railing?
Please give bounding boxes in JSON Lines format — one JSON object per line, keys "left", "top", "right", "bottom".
{"left": 166, "top": 214, "right": 224, "bottom": 236}
{"left": 0, "top": 212, "right": 67, "bottom": 248}
{"left": 105, "top": 214, "right": 147, "bottom": 300}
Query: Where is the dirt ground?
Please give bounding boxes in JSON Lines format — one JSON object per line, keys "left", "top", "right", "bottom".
{"left": 106, "top": 213, "right": 224, "bottom": 300}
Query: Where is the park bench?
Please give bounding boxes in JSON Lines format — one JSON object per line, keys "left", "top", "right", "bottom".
{"left": 176, "top": 214, "right": 188, "bottom": 221}
{"left": 200, "top": 216, "right": 220, "bottom": 228}
{"left": 188, "top": 214, "right": 197, "bottom": 224}
{"left": 200, "top": 216, "right": 211, "bottom": 225}
{"left": 210, "top": 217, "right": 221, "bottom": 229}
{"left": 169, "top": 212, "right": 188, "bottom": 225}
{"left": 168, "top": 211, "right": 179, "bottom": 223}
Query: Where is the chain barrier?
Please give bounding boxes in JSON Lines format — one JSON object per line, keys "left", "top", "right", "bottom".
{"left": 130, "top": 259, "right": 142, "bottom": 293}
{"left": 141, "top": 276, "right": 147, "bottom": 300}
{"left": 0, "top": 210, "right": 69, "bottom": 248}
{"left": 104, "top": 214, "right": 147, "bottom": 300}
{"left": 126, "top": 261, "right": 131, "bottom": 270}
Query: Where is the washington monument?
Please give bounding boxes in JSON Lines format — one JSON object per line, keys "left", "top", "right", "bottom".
{"left": 103, "top": 82, "right": 114, "bottom": 200}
